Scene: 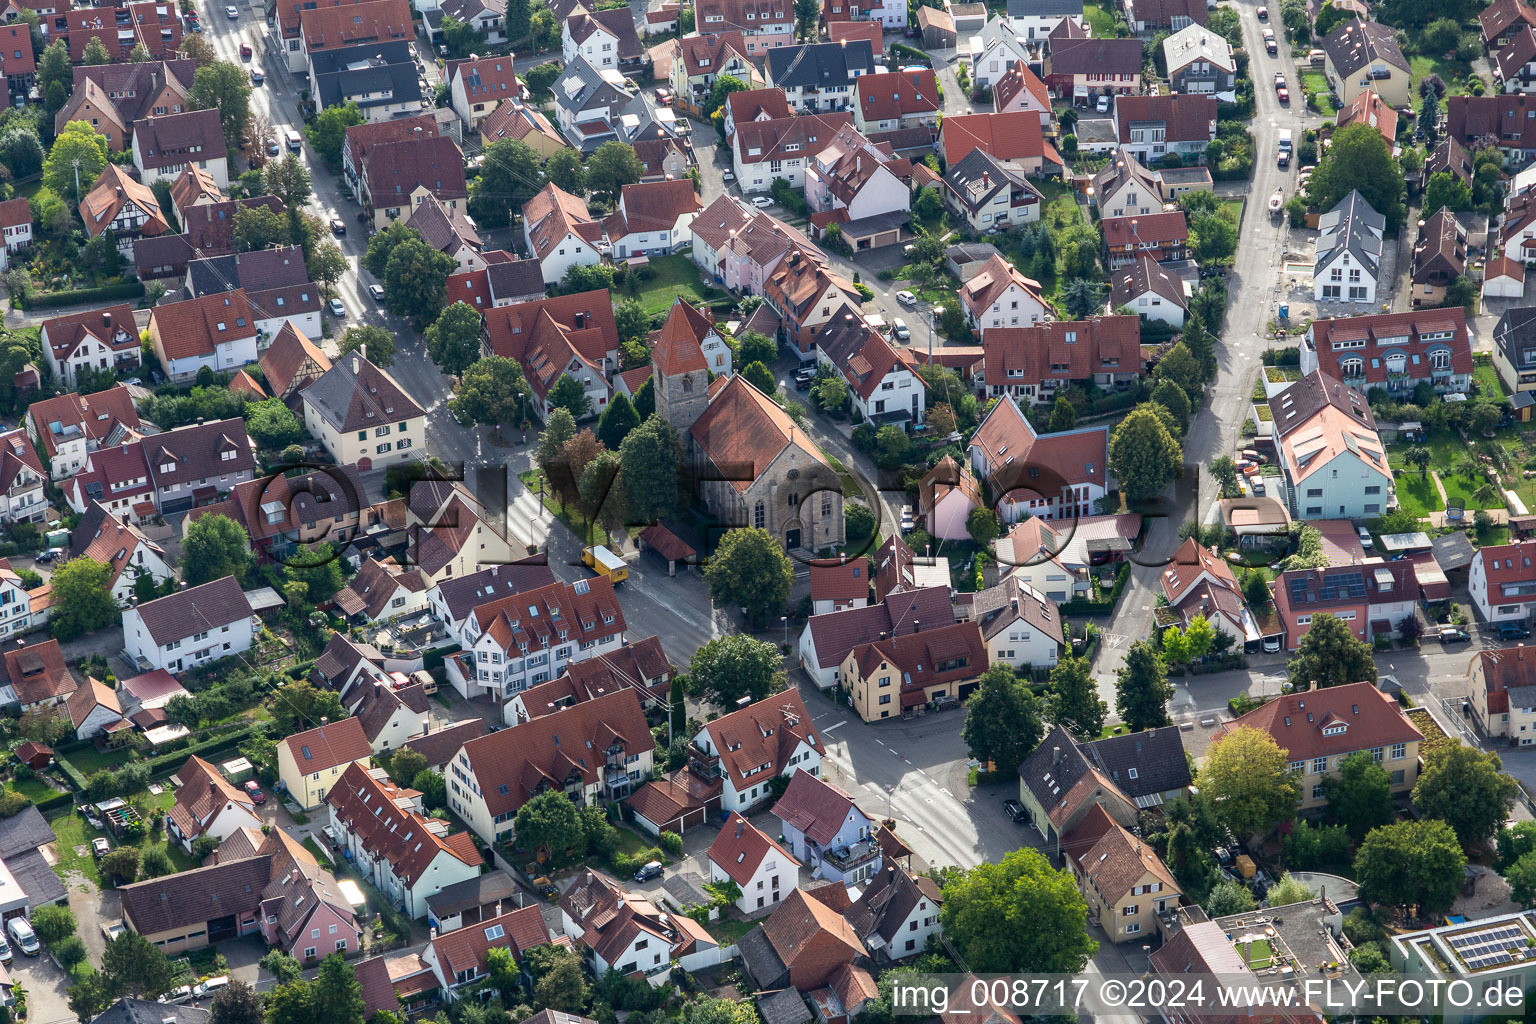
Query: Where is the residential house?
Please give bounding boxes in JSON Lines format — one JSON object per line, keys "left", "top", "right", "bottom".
{"left": 347, "top": 676, "right": 431, "bottom": 752}
{"left": 558, "top": 870, "right": 719, "bottom": 982}
{"left": 772, "top": 768, "right": 881, "bottom": 885}
{"left": 522, "top": 183, "right": 604, "bottom": 286}
{"left": 809, "top": 558, "right": 871, "bottom": 616}
{"left": 917, "top": 456, "right": 983, "bottom": 542}
{"left": 1062, "top": 804, "right": 1180, "bottom": 943}
{"left": 669, "top": 30, "right": 759, "bottom": 117}
{"left": 80, "top": 164, "right": 168, "bottom": 258}
{"left": 503, "top": 634, "right": 675, "bottom": 724}
{"left": 1110, "top": 254, "right": 1188, "bottom": 327}
{"left": 941, "top": 149, "right": 1043, "bottom": 233}
{"left": 325, "top": 762, "right": 482, "bottom": 918}
{"left": 133, "top": 195, "right": 288, "bottom": 282}
{"left": 1338, "top": 89, "right": 1399, "bottom": 148}
{"left": 1214, "top": 682, "right": 1423, "bottom": 811}
{"left": 723, "top": 87, "right": 793, "bottom": 139}
{"left": 422, "top": 0, "right": 507, "bottom": 46}
{"left": 1015, "top": 724, "right": 1139, "bottom": 859}
{"left": 1470, "top": 645, "right": 1536, "bottom": 744}
{"left": 26, "top": 385, "right": 140, "bottom": 481}
{"left": 707, "top": 813, "right": 801, "bottom": 914}
{"left": 1123, "top": 0, "right": 1205, "bottom": 30}
{"left": 332, "top": 557, "right": 430, "bottom": 627}
{"left": 603, "top": 179, "right": 702, "bottom": 260}
{"left": 55, "top": 60, "right": 197, "bottom": 151}
{"left": 1471, "top": 539, "right": 1536, "bottom": 622}
{"left": 0, "top": 559, "right": 42, "bottom": 642}
{"left": 130, "top": 109, "right": 227, "bottom": 188}
{"left": 122, "top": 576, "right": 255, "bottom": 674}
{"left": 765, "top": 42, "right": 876, "bottom": 114}
{"left": 839, "top": 620, "right": 989, "bottom": 721}
{"left": 852, "top": 70, "right": 941, "bottom": 134}
{"left": 1268, "top": 370, "right": 1391, "bottom": 520}
{"left": 967, "top": 394, "right": 1109, "bottom": 523}
{"left": 1322, "top": 20, "right": 1411, "bottom": 110}
{"left": 1446, "top": 93, "right": 1536, "bottom": 164}
{"left": 562, "top": 4, "right": 643, "bottom": 71}
{"left": 1425, "top": 135, "right": 1475, "bottom": 192}
{"left": 1101, "top": 209, "right": 1189, "bottom": 268}
{"left": 419, "top": 906, "right": 551, "bottom": 1001}
{"left": 120, "top": 829, "right": 358, "bottom": 957}
{"left": 798, "top": 587, "right": 956, "bottom": 689}
{"left": 843, "top": 862, "right": 942, "bottom": 961}
{"left": 992, "top": 59, "right": 1053, "bottom": 127}
{"left": 3, "top": 639, "right": 75, "bottom": 713}
{"left": 445, "top": 689, "right": 654, "bottom": 844}
{"left": 1313, "top": 190, "right": 1384, "bottom": 303}
{"left": 688, "top": 691, "right": 820, "bottom": 815}
{"left": 0, "top": 24, "right": 31, "bottom": 109}
{"left": 977, "top": 316, "right": 1143, "bottom": 403}
{"left": 549, "top": 57, "right": 684, "bottom": 154}
{"left": 308, "top": 41, "right": 421, "bottom": 122}
{"left": 1410, "top": 208, "right": 1468, "bottom": 307}
{"left": 1044, "top": 37, "right": 1143, "bottom": 100}
{"left": 1161, "top": 24, "right": 1234, "bottom": 99}
{"left": 938, "top": 110, "right": 1057, "bottom": 174}
{"left": 482, "top": 290, "right": 621, "bottom": 420}
{"left": 814, "top": 312, "right": 926, "bottom": 427}
{"left": 1494, "top": 306, "right": 1536, "bottom": 394}
{"left": 146, "top": 290, "right": 260, "bottom": 382}
{"left": 969, "top": 575, "right": 1063, "bottom": 670}
{"left": 398, "top": 479, "right": 518, "bottom": 584}
{"left": 308, "top": 634, "right": 391, "bottom": 704}
{"left": 446, "top": 55, "right": 522, "bottom": 128}
{"left": 477, "top": 99, "right": 566, "bottom": 160}
{"left": 1302, "top": 307, "right": 1472, "bottom": 396}
{"left": 142, "top": 417, "right": 259, "bottom": 515}
{"left": 60, "top": 442, "right": 156, "bottom": 524}
{"left": 1273, "top": 559, "right": 1421, "bottom": 650}
{"left": 737, "top": 887, "right": 869, "bottom": 991}
{"left": 166, "top": 755, "right": 261, "bottom": 853}
{"left": 341, "top": 113, "right": 441, "bottom": 201}
{"left": 689, "top": 195, "right": 823, "bottom": 296}
{"left": 1007, "top": 0, "right": 1084, "bottom": 40}
{"left": 183, "top": 248, "right": 322, "bottom": 343}
{"left": 760, "top": 248, "right": 862, "bottom": 354}
{"left": 67, "top": 502, "right": 173, "bottom": 606}
{"left": 66, "top": 678, "right": 124, "bottom": 741}
{"left": 1092, "top": 151, "right": 1159, "bottom": 218}
{"left": 1159, "top": 538, "right": 1257, "bottom": 644}
{"left": 0, "top": 430, "right": 43, "bottom": 527}
{"left": 301, "top": 352, "right": 426, "bottom": 471}
{"left": 442, "top": 253, "right": 546, "bottom": 312}
{"left": 633, "top": 135, "right": 691, "bottom": 181}
{"left": 298, "top": 0, "right": 412, "bottom": 74}
{"left": 959, "top": 253, "right": 1048, "bottom": 332}
{"left": 1484, "top": 0, "right": 1536, "bottom": 53}
{"left": 1113, "top": 93, "right": 1218, "bottom": 164}
{"left": 968, "top": 17, "right": 1033, "bottom": 91}
{"left": 359, "top": 135, "right": 467, "bottom": 232}
{"left": 0, "top": 197, "right": 32, "bottom": 271}
{"left": 695, "top": 0, "right": 795, "bottom": 56}
{"left": 732, "top": 112, "right": 855, "bottom": 192}
{"left": 65, "top": 2, "right": 183, "bottom": 64}
{"left": 276, "top": 717, "right": 373, "bottom": 811}
{"left": 1499, "top": 25, "right": 1536, "bottom": 93}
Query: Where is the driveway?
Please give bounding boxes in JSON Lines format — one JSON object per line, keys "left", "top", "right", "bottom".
{"left": 9, "top": 949, "right": 72, "bottom": 1024}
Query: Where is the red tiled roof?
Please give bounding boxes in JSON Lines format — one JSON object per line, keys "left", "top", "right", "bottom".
{"left": 1101, "top": 210, "right": 1189, "bottom": 248}
{"left": 707, "top": 812, "right": 799, "bottom": 886}
{"left": 940, "top": 111, "right": 1047, "bottom": 166}
{"left": 855, "top": 69, "right": 939, "bottom": 123}
{"left": 698, "top": 691, "right": 817, "bottom": 792}
{"left": 283, "top": 717, "right": 371, "bottom": 774}
{"left": 1213, "top": 681, "right": 1421, "bottom": 762}
{"left": 301, "top": 0, "right": 411, "bottom": 50}
{"left": 1305, "top": 307, "right": 1471, "bottom": 384}
{"left": 734, "top": 112, "right": 853, "bottom": 165}
{"left": 149, "top": 290, "right": 257, "bottom": 361}
{"left": 772, "top": 768, "right": 862, "bottom": 847}
{"left": 993, "top": 59, "right": 1050, "bottom": 116}
{"left": 810, "top": 557, "right": 869, "bottom": 603}
{"left": 981, "top": 316, "right": 1141, "bottom": 386}
{"left": 428, "top": 905, "right": 550, "bottom": 982}
{"left": 327, "top": 763, "right": 482, "bottom": 885}
{"left": 1114, "top": 94, "right": 1217, "bottom": 145}
{"left": 690, "top": 374, "right": 832, "bottom": 490}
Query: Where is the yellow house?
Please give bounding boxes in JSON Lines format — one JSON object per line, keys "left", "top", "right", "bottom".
{"left": 277, "top": 718, "right": 373, "bottom": 810}
{"left": 300, "top": 353, "right": 427, "bottom": 472}
{"left": 1321, "top": 20, "right": 1411, "bottom": 111}
{"left": 1212, "top": 681, "right": 1422, "bottom": 813}
{"left": 837, "top": 622, "right": 988, "bottom": 723}
{"left": 1470, "top": 646, "right": 1536, "bottom": 745}
{"left": 1065, "top": 804, "right": 1181, "bottom": 943}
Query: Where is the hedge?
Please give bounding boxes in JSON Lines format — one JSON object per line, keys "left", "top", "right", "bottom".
{"left": 54, "top": 753, "right": 91, "bottom": 793}
{"left": 888, "top": 42, "right": 928, "bottom": 63}
{"left": 32, "top": 790, "right": 72, "bottom": 815}
{"left": 1059, "top": 562, "right": 1132, "bottom": 615}
{"left": 57, "top": 731, "right": 247, "bottom": 794}
{"left": 19, "top": 281, "right": 145, "bottom": 310}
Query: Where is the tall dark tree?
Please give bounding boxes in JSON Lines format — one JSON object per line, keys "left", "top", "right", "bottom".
{"left": 962, "top": 665, "right": 1045, "bottom": 774}
{"left": 619, "top": 414, "right": 679, "bottom": 523}
{"left": 209, "top": 980, "right": 265, "bottom": 1024}
{"left": 1286, "top": 612, "right": 1377, "bottom": 689}
{"left": 1320, "top": 751, "right": 1395, "bottom": 841}
{"left": 1046, "top": 656, "right": 1106, "bottom": 738}
{"left": 1306, "top": 121, "right": 1406, "bottom": 230}
{"left": 597, "top": 391, "right": 640, "bottom": 449}
{"left": 100, "top": 931, "right": 178, "bottom": 999}
{"left": 1115, "top": 640, "right": 1173, "bottom": 731}
{"left": 1412, "top": 744, "right": 1520, "bottom": 846}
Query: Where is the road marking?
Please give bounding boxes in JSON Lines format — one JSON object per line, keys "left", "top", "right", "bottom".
{"left": 904, "top": 758, "right": 913, "bottom": 765}
{"left": 823, "top": 720, "right": 848, "bottom": 732}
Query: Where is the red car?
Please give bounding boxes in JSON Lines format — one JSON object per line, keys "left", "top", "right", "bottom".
{"left": 243, "top": 780, "right": 266, "bottom": 804}
{"left": 239, "top": 42, "right": 251, "bottom": 57}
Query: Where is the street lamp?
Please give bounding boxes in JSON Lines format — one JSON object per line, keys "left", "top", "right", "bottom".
{"left": 781, "top": 615, "right": 788, "bottom": 648}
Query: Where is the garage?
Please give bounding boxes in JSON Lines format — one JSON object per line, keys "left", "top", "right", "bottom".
{"left": 625, "top": 778, "right": 714, "bottom": 836}
{"left": 833, "top": 212, "right": 910, "bottom": 251}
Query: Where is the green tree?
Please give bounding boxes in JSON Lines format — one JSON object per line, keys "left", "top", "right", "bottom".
{"left": 471, "top": 137, "right": 544, "bottom": 227}
{"left": 939, "top": 848, "right": 1098, "bottom": 973}
{"left": 1320, "top": 750, "right": 1395, "bottom": 841}
{"left": 424, "top": 301, "right": 484, "bottom": 377}
{"left": 309, "top": 239, "right": 349, "bottom": 300}
{"left": 285, "top": 543, "right": 343, "bottom": 604}
{"left": 1412, "top": 744, "right": 1519, "bottom": 846}
{"left": 1354, "top": 819, "right": 1466, "bottom": 914}
{"left": 1506, "top": 850, "right": 1536, "bottom": 908}
{"left": 440, "top": 13, "right": 485, "bottom": 57}
{"left": 614, "top": 298, "right": 649, "bottom": 348}
{"left": 245, "top": 398, "right": 304, "bottom": 450}
{"left": 1109, "top": 405, "right": 1183, "bottom": 504}
{"left": 181, "top": 514, "right": 253, "bottom": 586}
{"left": 967, "top": 506, "right": 1001, "bottom": 547}
{"left": 260, "top": 950, "right": 304, "bottom": 985}
{"left": 1190, "top": 213, "right": 1238, "bottom": 263}
{"left": 545, "top": 147, "right": 585, "bottom": 194}
{"left": 81, "top": 35, "right": 110, "bottom": 65}
{"left": 1153, "top": 340, "right": 1204, "bottom": 403}
{"left": 232, "top": 204, "right": 288, "bottom": 252}
{"left": 362, "top": 220, "right": 415, "bottom": 277}
{"left": 305, "top": 102, "right": 364, "bottom": 168}
{"left": 1182, "top": 312, "right": 1216, "bottom": 379}
{"left": 1284, "top": 819, "right": 1352, "bottom": 870}
{"left": 689, "top": 633, "right": 785, "bottom": 706}
{"left": 513, "top": 789, "right": 585, "bottom": 856}
{"left": 337, "top": 325, "right": 396, "bottom": 368}
{"left": 793, "top": 0, "right": 818, "bottom": 35}
{"left": 98, "top": 846, "right": 140, "bottom": 886}
{"left": 876, "top": 424, "right": 911, "bottom": 469}
{"left": 703, "top": 73, "right": 748, "bottom": 116}
{"left": 742, "top": 360, "right": 777, "bottom": 398}
{"left": 1046, "top": 656, "right": 1106, "bottom": 738}
{"left": 69, "top": 972, "right": 119, "bottom": 1023}
{"left": 263, "top": 981, "right": 314, "bottom": 1024}
{"left": 1205, "top": 878, "right": 1257, "bottom": 916}
{"left": 48, "top": 557, "right": 119, "bottom": 641}
{"left": 1059, "top": 279, "right": 1105, "bottom": 319}
{"left": 1306, "top": 121, "right": 1406, "bottom": 230}
{"left": 1286, "top": 612, "right": 1377, "bottom": 689}
{"left": 579, "top": 449, "right": 626, "bottom": 534}
{"left": 30, "top": 905, "right": 75, "bottom": 948}
{"left": 450, "top": 356, "right": 532, "bottom": 429}
{"left": 1211, "top": 455, "right": 1239, "bottom": 497}
{"left": 1423, "top": 170, "right": 1471, "bottom": 216}
{"left": 266, "top": 680, "right": 347, "bottom": 736}
{"left": 597, "top": 391, "right": 640, "bottom": 448}
{"left": 547, "top": 374, "right": 592, "bottom": 420}
{"left": 101, "top": 930, "right": 178, "bottom": 999}
{"left": 737, "top": 330, "right": 777, "bottom": 366}
{"left": 1200, "top": 725, "right": 1300, "bottom": 838}
{"left": 913, "top": 186, "right": 942, "bottom": 225}
{"left": 586, "top": 141, "right": 644, "bottom": 204}
{"left": 264, "top": 153, "right": 313, "bottom": 210}
{"left": 962, "top": 664, "right": 1044, "bottom": 773}
{"left": 533, "top": 951, "right": 587, "bottom": 1012}
{"left": 188, "top": 60, "right": 253, "bottom": 146}
{"left": 1048, "top": 395, "right": 1077, "bottom": 431}
{"left": 385, "top": 748, "right": 428, "bottom": 789}
{"left": 619, "top": 414, "right": 679, "bottom": 523}
{"left": 383, "top": 236, "right": 454, "bottom": 327}
{"left": 36, "top": 39, "right": 69, "bottom": 114}
{"left": 1500, "top": 821, "right": 1536, "bottom": 869}
{"left": 209, "top": 980, "right": 264, "bottom": 1024}
{"left": 537, "top": 407, "right": 578, "bottom": 471}
{"left": 311, "top": 955, "right": 365, "bottom": 1024}
{"left": 43, "top": 120, "right": 107, "bottom": 204}
{"left": 55, "top": 935, "right": 87, "bottom": 972}
{"left": 1115, "top": 640, "right": 1172, "bottom": 731}
{"left": 1150, "top": 378, "right": 1191, "bottom": 433}
{"left": 704, "top": 527, "right": 794, "bottom": 624}
{"left": 0, "top": 127, "right": 44, "bottom": 181}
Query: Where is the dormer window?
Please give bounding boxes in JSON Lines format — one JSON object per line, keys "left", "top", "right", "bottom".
{"left": 1322, "top": 724, "right": 1346, "bottom": 736}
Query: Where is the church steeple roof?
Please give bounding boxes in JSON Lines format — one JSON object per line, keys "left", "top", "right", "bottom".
{"left": 652, "top": 297, "right": 711, "bottom": 376}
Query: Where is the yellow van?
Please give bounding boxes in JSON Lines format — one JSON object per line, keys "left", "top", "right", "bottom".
{"left": 582, "top": 545, "right": 629, "bottom": 583}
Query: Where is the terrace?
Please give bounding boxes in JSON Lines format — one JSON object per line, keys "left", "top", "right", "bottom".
{"left": 1211, "top": 894, "right": 1356, "bottom": 984}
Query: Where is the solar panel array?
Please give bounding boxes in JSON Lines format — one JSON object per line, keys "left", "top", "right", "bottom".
{"left": 1318, "top": 572, "right": 1366, "bottom": 601}
{"left": 1448, "top": 925, "right": 1529, "bottom": 970}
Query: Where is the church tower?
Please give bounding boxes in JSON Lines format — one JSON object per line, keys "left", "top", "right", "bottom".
{"left": 653, "top": 297, "right": 712, "bottom": 433}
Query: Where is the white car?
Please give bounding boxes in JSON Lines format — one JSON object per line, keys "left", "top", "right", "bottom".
{"left": 749, "top": 195, "right": 773, "bottom": 208}
{"left": 1096, "top": 94, "right": 1111, "bottom": 113}
{"left": 891, "top": 317, "right": 910, "bottom": 341}
{"left": 1357, "top": 525, "right": 1373, "bottom": 549}
{"left": 722, "top": 169, "right": 735, "bottom": 182}
{"left": 896, "top": 290, "right": 916, "bottom": 305}
{"left": 368, "top": 284, "right": 386, "bottom": 302}
{"left": 225, "top": 4, "right": 238, "bottom": 15}
{"left": 327, "top": 298, "right": 345, "bottom": 317}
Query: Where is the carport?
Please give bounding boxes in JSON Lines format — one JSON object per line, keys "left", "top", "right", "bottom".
{"left": 638, "top": 523, "right": 696, "bottom": 576}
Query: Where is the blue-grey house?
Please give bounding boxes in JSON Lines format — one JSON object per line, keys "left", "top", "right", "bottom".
{"left": 771, "top": 768, "right": 881, "bottom": 886}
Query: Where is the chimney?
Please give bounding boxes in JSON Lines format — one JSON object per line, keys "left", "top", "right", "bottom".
{"left": 1052, "top": 745, "right": 1062, "bottom": 765}
{"left": 735, "top": 817, "right": 743, "bottom": 839}
{"left": 352, "top": 355, "right": 361, "bottom": 374}
{"left": 102, "top": 311, "right": 112, "bottom": 327}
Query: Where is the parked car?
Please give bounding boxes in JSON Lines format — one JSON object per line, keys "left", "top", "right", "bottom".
{"left": 1356, "top": 525, "right": 1372, "bottom": 549}
{"left": 794, "top": 368, "right": 816, "bottom": 390}
{"left": 722, "top": 169, "right": 735, "bottom": 183}
{"left": 195, "top": 977, "right": 230, "bottom": 999}
{"left": 749, "top": 196, "right": 773, "bottom": 208}
{"left": 654, "top": 87, "right": 672, "bottom": 105}
{"left": 225, "top": 4, "right": 238, "bottom": 16}
{"left": 266, "top": 139, "right": 280, "bottom": 156}
{"left": 1499, "top": 622, "right": 1532, "bottom": 640}
{"left": 1257, "top": 4, "right": 1267, "bottom": 16}
{"left": 7, "top": 919, "right": 37, "bottom": 957}
{"left": 35, "top": 548, "right": 62, "bottom": 563}
{"left": 328, "top": 298, "right": 346, "bottom": 317}
{"left": 892, "top": 317, "right": 910, "bottom": 341}
{"left": 91, "top": 837, "right": 110, "bottom": 857}
{"left": 1002, "top": 798, "right": 1026, "bottom": 823}
{"left": 633, "top": 861, "right": 663, "bottom": 882}
{"left": 238, "top": 41, "right": 251, "bottom": 57}
{"left": 896, "top": 290, "right": 916, "bottom": 305}
{"left": 1262, "top": 636, "right": 1281, "bottom": 653}
{"left": 330, "top": 218, "right": 346, "bottom": 236}
{"left": 1096, "top": 94, "right": 1111, "bottom": 113}
{"left": 1437, "top": 626, "right": 1471, "bottom": 644}
{"left": 243, "top": 779, "right": 266, "bottom": 804}
{"left": 160, "top": 987, "right": 193, "bottom": 1005}
{"left": 250, "top": 67, "right": 264, "bottom": 84}
{"left": 369, "top": 284, "right": 386, "bottom": 302}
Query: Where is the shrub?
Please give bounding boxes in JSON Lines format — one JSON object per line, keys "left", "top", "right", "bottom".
{"left": 658, "top": 830, "right": 683, "bottom": 857}
{"left": 18, "top": 280, "right": 144, "bottom": 310}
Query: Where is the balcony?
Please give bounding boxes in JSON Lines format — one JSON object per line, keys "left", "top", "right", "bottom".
{"left": 822, "top": 837, "right": 881, "bottom": 870}
{"left": 687, "top": 743, "right": 721, "bottom": 779}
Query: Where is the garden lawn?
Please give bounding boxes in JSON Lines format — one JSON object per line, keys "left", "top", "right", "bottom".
{"left": 518, "top": 468, "right": 611, "bottom": 549}
{"left": 1082, "top": 3, "right": 1116, "bottom": 34}
{"left": 58, "top": 744, "right": 132, "bottom": 778}
{"left": 52, "top": 801, "right": 221, "bottom": 889}
{"left": 1218, "top": 199, "right": 1244, "bottom": 227}
{"left": 627, "top": 254, "right": 716, "bottom": 317}
{"left": 1388, "top": 465, "right": 1443, "bottom": 518}
{"left": 1474, "top": 360, "right": 1510, "bottom": 399}
{"left": 1408, "top": 54, "right": 1475, "bottom": 96}
{"left": 1301, "top": 72, "right": 1336, "bottom": 117}
{"left": 7, "top": 776, "right": 57, "bottom": 804}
